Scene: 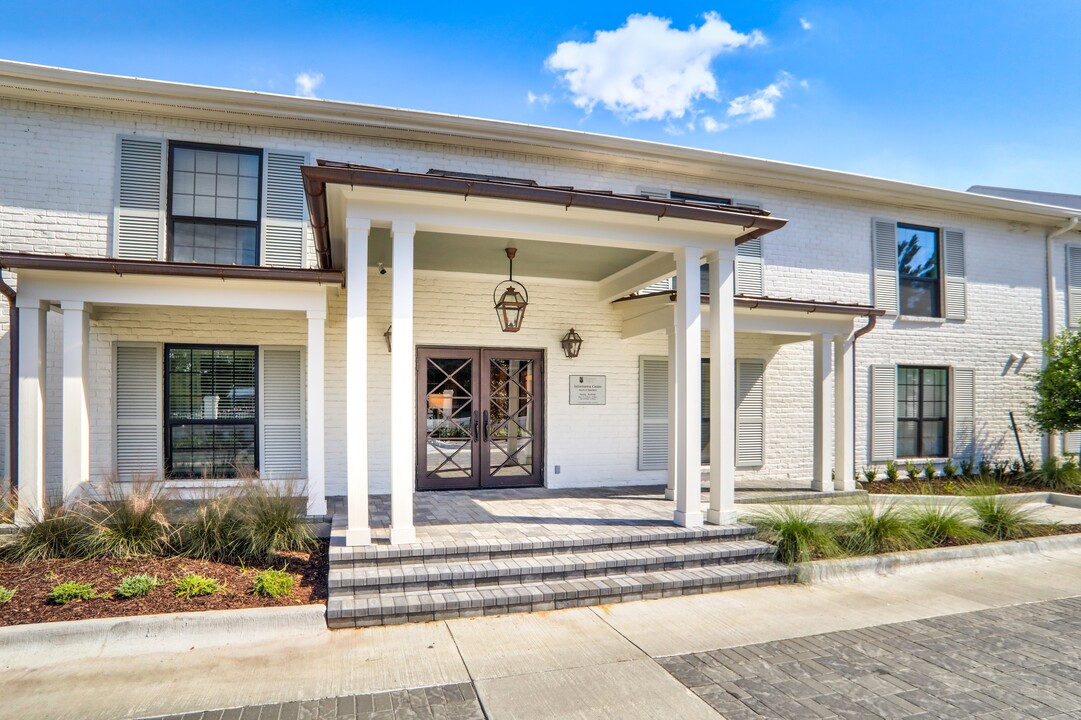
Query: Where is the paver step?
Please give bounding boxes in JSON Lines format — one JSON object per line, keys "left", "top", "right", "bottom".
{"left": 330, "top": 539, "right": 777, "bottom": 592}
{"left": 327, "top": 561, "right": 795, "bottom": 628}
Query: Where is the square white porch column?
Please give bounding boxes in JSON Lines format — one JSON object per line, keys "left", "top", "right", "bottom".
{"left": 673, "top": 247, "right": 704, "bottom": 527}
{"left": 389, "top": 222, "right": 417, "bottom": 545}
{"left": 706, "top": 252, "right": 736, "bottom": 525}
{"left": 17, "top": 300, "right": 47, "bottom": 521}
{"left": 833, "top": 334, "right": 855, "bottom": 492}
{"left": 345, "top": 218, "right": 372, "bottom": 546}
{"left": 306, "top": 308, "right": 327, "bottom": 517}
{"left": 665, "top": 328, "right": 678, "bottom": 501}
{"left": 812, "top": 333, "right": 835, "bottom": 492}
{"left": 61, "top": 301, "right": 90, "bottom": 502}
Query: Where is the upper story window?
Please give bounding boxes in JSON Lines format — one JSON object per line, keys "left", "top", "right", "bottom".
{"left": 168, "top": 143, "right": 261, "bottom": 266}
{"left": 897, "top": 223, "right": 941, "bottom": 317}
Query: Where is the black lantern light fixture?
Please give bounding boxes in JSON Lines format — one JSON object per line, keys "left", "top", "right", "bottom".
{"left": 384, "top": 325, "right": 393, "bottom": 353}
{"left": 493, "top": 247, "right": 528, "bottom": 333}
{"left": 561, "top": 328, "right": 583, "bottom": 359}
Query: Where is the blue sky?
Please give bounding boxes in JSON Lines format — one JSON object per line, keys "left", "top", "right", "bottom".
{"left": 4, "top": 1, "right": 1080, "bottom": 193}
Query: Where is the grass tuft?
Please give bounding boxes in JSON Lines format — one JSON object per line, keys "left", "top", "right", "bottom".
{"left": 1031, "top": 456, "right": 1081, "bottom": 492}
{"left": 251, "top": 568, "right": 295, "bottom": 598}
{"left": 174, "top": 573, "right": 223, "bottom": 599}
{"left": 173, "top": 491, "right": 245, "bottom": 562}
{"left": 968, "top": 494, "right": 1038, "bottom": 540}
{"left": 234, "top": 482, "right": 314, "bottom": 562}
{"left": 86, "top": 482, "right": 171, "bottom": 559}
{"left": 748, "top": 505, "right": 840, "bottom": 565}
{"left": 1, "top": 504, "right": 94, "bottom": 563}
{"left": 837, "top": 503, "right": 921, "bottom": 555}
{"left": 114, "top": 574, "right": 161, "bottom": 599}
{"left": 908, "top": 504, "right": 988, "bottom": 546}
{"left": 49, "top": 581, "right": 97, "bottom": 605}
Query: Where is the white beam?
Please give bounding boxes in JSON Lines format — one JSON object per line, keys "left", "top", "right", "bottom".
{"left": 17, "top": 300, "right": 47, "bottom": 521}
{"left": 673, "top": 247, "right": 703, "bottom": 527}
{"left": 345, "top": 219, "right": 372, "bottom": 546}
{"left": 706, "top": 253, "right": 736, "bottom": 525}
{"left": 812, "top": 333, "right": 834, "bottom": 492}
{"left": 834, "top": 335, "right": 855, "bottom": 492}
{"left": 597, "top": 252, "right": 675, "bottom": 303}
{"left": 306, "top": 308, "right": 327, "bottom": 517}
{"left": 666, "top": 328, "right": 677, "bottom": 501}
{"left": 389, "top": 221, "right": 417, "bottom": 545}
{"left": 61, "top": 300, "right": 89, "bottom": 502}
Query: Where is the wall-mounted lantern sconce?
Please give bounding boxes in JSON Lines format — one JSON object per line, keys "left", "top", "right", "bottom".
{"left": 384, "top": 325, "right": 393, "bottom": 353}
{"left": 561, "top": 328, "right": 583, "bottom": 359}
{"left": 493, "top": 247, "right": 528, "bottom": 332}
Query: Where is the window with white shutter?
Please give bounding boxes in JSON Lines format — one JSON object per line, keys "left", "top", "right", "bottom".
{"left": 735, "top": 237, "right": 764, "bottom": 296}
{"left": 735, "top": 359, "right": 764, "bottom": 467}
{"left": 260, "top": 347, "right": 305, "bottom": 477}
{"left": 114, "top": 136, "right": 166, "bottom": 260}
{"left": 1064, "top": 432, "right": 1081, "bottom": 455}
{"left": 952, "top": 368, "right": 975, "bottom": 458}
{"left": 1067, "top": 245, "right": 1081, "bottom": 328}
{"left": 872, "top": 218, "right": 899, "bottom": 315}
{"left": 262, "top": 150, "right": 310, "bottom": 268}
{"left": 115, "top": 343, "right": 163, "bottom": 478}
{"left": 943, "top": 228, "right": 967, "bottom": 320}
{"left": 639, "top": 356, "right": 669, "bottom": 470}
{"left": 870, "top": 364, "right": 897, "bottom": 461}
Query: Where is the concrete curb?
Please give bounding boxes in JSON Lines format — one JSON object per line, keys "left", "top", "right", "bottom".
{"left": 0, "top": 603, "right": 327, "bottom": 670}
{"left": 796, "top": 532, "right": 1081, "bottom": 584}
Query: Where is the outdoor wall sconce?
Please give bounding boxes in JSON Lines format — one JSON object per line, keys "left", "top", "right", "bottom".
{"left": 384, "top": 325, "right": 393, "bottom": 353}
{"left": 561, "top": 328, "right": 583, "bottom": 358}
{"left": 493, "top": 247, "right": 528, "bottom": 332}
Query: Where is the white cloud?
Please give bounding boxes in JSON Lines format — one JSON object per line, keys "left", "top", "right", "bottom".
{"left": 799, "top": 17, "right": 813, "bottom": 31}
{"left": 545, "top": 12, "right": 764, "bottom": 122}
{"left": 701, "top": 116, "right": 727, "bottom": 133}
{"left": 727, "top": 72, "right": 793, "bottom": 122}
{"left": 527, "top": 91, "right": 552, "bottom": 108}
{"left": 294, "top": 71, "right": 325, "bottom": 98}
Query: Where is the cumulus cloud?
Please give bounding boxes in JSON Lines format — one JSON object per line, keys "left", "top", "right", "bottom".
{"left": 294, "top": 71, "right": 325, "bottom": 98}
{"left": 799, "top": 17, "right": 813, "bottom": 30}
{"left": 545, "top": 12, "right": 764, "bottom": 122}
{"left": 727, "top": 72, "right": 793, "bottom": 122}
{"left": 527, "top": 91, "right": 552, "bottom": 108}
{"left": 701, "top": 116, "right": 727, "bottom": 133}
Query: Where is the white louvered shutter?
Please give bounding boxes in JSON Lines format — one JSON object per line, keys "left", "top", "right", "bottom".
{"left": 261, "top": 150, "right": 310, "bottom": 268}
{"left": 639, "top": 356, "right": 669, "bottom": 470}
{"left": 1064, "top": 432, "right": 1081, "bottom": 455}
{"left": 115, "top": 344, "right": 163, "bottom": 479}
{"left": 735, "top": 237, "right": 765, "bottom": 296}
{"left": 260, "top": 347, "right": 305, "bottom": 477}
{"left": 870, "top": 365, "right": 897, "bottom": 461}
{"left": 1067, "top": 246, "right": 1081, "bottom": 328}
{"left": 952, "top": 368, "right": 975, "bottom": 458}
{"left": 640, "top": 277, "right": 674, "bottom": 294}
{"left": 872, "top": 218, "right": 899, "bottom": 315}
{"left": 735, "top": 359, "right": 764, "bottom": 467}
{"left": 943, "top": 228, "right": 967, "bottom": 320}
{"left": 113, "top": 136, "right": 165, "bottom": 260}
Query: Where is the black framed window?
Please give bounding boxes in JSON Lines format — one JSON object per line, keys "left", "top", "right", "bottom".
{"left": 168, "top": 142, "right": 261, "bottom": 265}
{"left": 897, "top": 366, "right": 948, "bottom": 458}
{"left": 165, "top": 345, "right": 258, "bottom": 478}
{"left": 897, "top": 223, "right": 941, "bottom": 316}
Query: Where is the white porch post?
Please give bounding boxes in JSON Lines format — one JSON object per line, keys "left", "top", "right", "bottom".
{"left": 833, "top": 334, "right": 855, "bottom": 492}
{"left": 812, "top": 333, "right": 835, "bottom": 492}
{"left": 306, "top": 308, "right": 327, "bottom": 517}
{"left": 345, "top": 217, "right": 372, "bottom": 546}
{"left": 61, "top": 301, "right": 90, "bottom": 502}
{"left": 673, "top": 247, "right": 703, "bottom": 527}
{"left": 665, "top": 328, "right": 677, "bottom": 501}
{"left": 17, "top": 300, "right": 47, "bottom": 521}
{"left": 389, "top": 222, "right": 417, "bottom": 544}
{"left": 706, "top": 252, "right": 736, "bottom": 525}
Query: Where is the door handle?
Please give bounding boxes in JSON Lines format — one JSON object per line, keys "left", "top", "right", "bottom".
{"left": 482, "top": 410, "right": 490, "bottom": 442}
{"left": 472, "top": 410, "right": 480, "bottom": 440}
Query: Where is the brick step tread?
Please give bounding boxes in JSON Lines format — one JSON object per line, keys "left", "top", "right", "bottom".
{"left": 327, "top": 561, "right": 794, "bottom": 623}
{"left": 329, "top": 540, "right": 776, "bottom": 590}
{"left": 329, "top": 523, "right": 758, "bottom": 563}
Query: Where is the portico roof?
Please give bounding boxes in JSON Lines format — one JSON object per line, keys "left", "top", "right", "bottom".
{"left": 616, "top": 290, "right": 885, "bottom": 317}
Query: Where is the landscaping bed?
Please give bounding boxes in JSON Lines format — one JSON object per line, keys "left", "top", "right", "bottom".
{"left": 861, "top": 478, "right": 1071, "bottom": 496}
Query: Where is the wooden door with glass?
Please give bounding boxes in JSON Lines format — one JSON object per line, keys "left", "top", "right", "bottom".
{"left": 416, "top": 347, "right": 544, "bottom": 490}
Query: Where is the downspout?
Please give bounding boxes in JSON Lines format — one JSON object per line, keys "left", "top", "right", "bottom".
{"left": 0, "top": 271, "right": 15, "bottom": 497}
{"left": 1044, "top": 216, "right": 1079, "bottom": 457}
{"left": 851, "top": 312, "right": 879, "bottom": 482}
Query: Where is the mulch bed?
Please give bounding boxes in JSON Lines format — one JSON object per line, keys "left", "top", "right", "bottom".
{"left": 862, "top": 478, "right": 1079, "bottom": 496}
{"left": 0, "top": 542, "right": 327, "bottom": 627}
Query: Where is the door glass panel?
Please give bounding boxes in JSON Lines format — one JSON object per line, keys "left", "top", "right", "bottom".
{"left": 424, "top": 357, "right": 474, "bottom": 479}
{"left": 488, "top": 358, "right": 535, "bottom": 478}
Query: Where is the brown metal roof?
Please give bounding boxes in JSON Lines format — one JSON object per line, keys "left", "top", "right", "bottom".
{"left": 616, "top": 290, "right": 884, "bottom": 317}
{"left": 302, "top": 161, "right": 789, "bottom": 269}
{"left": 0, "top": 252, "right": 344, "bottom": 284}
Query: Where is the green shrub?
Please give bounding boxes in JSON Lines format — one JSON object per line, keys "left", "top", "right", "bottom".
{"left": 942, "top": 459, "right": 958, "bottom": 480}
{"left": 174, "top": 573, "right": 223, "bottom": 599}
{"left": 174, "top": 494, "right": 245, "bottom": 562}
{"left": 86, "top": 483, "right": 171, "bottom": 559}
{"left": 884, "top": 460, "right": 899, "bottom": 482}
{"left": 861, "top": 466, "right": 878, "bottom": 483}
{"left": 969, "top": 494, "right": 1037, "bottom": 540}
{"left": 977, "top": 459, "right": 993, "bottom": 478}
{"left": 0, "top": 586, "right": 14, "bottom": 604}
{"left": 924, "top": 461, "right": 937, "bottom": 482}
{"left": 114, "top": 574, "right": 161, "bottom": 599}
{"left": 905, "top": 462, "right": 922, "bottom": 481}
{"left": 748, "top": 505, "right": 840, "bottom": 565}
{"left": 960, "top": 458, "right": 975, "bottom": 478}
{"left": 837, "top": 503, "right": 921, "bottom": 555}
{"left": 234, "top": 483, "right": 314, "bottom": 562}
{"left": 1031, "top": 456, "right": 1081, "bottom": 492}
{"left": 909, "top": 504, "right": 987, "bottom": 546}
{"left": 49, "top": 581, "right": 97, "bottom": 605}
{"left": 252, "top": 568, "right": 294, "bottom": 598}
{"left": 1, "top": 504, "right": 94, "bottom": 563}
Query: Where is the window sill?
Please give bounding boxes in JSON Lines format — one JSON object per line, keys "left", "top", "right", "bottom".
{"left": 896, "top": 315, "right": 946, "bottom": 324}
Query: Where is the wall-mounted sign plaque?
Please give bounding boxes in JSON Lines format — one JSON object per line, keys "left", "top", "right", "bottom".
{"left": 570, "top": 375, "right": 606, "bottom": 405}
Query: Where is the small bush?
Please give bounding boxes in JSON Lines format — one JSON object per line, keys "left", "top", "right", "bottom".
{"left": 978, "top": 459, "right": 993, "bottom": 478}
{"left": 174, "top": 493, "right": 245, "bottom": 562}
{"left": 114, "top": 574, "right": 160, "bottom": 599}
{"left": 252, "top": 568, "right": 294, "bottom": 598}
{"left": 86, "top": 483, "right": 171, "bottom": 559}
{"left": 748, "top": 505, "right": 840, "bottom": 565}
{"left": 905, "top": 461, "right": 922, "bottom": 481}
{"left": 861, "top": 466, "right": 878, "bottom": 484}
{"left": 909, "top": 504, "right": 987, "bottom": 546}
{"left": 0, "top": 586, "right": 14, "bottom": 604}
{"left": 49, "top": 581, "right": 97, "bottom": 605}
{"left": 234, "top": 483, "right": 314, "bottom": 562}
{"left": 960, "top": 458, "right": 975, "bottom": 478}
{"left": 1, "top": 505, "right": 94, "bottom": 563}
{"left": 884, "top": 460, "right": 899, "bottom": 482}
{"left": 924, "top": 461, "right": 937, "bottom": 482}
{"left": 942, "top": 459, "right": 958, "bottom": 480}
{"left": 174, "top": 573, "right": 223, "bottom": 599}
{"left": 969, "top": 494, "right": 1037, "bottom": 541}
{"left": 838, "top": 503, "right": 921, "bottom": 555}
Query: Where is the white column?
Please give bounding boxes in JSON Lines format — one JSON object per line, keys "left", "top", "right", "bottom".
{"left": 61, "top": 301, "right": 89, "bottom": 502}
{"left": 834, "top": 334, "right": 855, "bottom": 492}
{"left": 345, "top": 217, "right": 372, "bottom": 546}
{"left": 673, "top": 247, "right": 703, "bottom": 527}
{"left": 306, "top": 308, "right": 327, "bottom": 517}
{"left": 389, "top": 221, "right": 417, "bottom": 545}
{"left": 665, "top": 328, "right": 678, "bottom": 501}
{"left": 812, "top": 333, "right": 835, "bottom": 492}
{"left": 706, "top": 252, "right": 736, "bottom": 525}
{"left": 17, "top": 300, "right": 47, "bottom": 521}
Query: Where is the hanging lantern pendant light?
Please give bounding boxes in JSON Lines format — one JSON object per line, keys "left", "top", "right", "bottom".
{"left": 493, "top": 247, "right": 529, "bottom": 332}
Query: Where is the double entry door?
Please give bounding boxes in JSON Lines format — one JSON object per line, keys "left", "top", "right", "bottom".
{"left": 417, "top": 347, "right": 544, "bottom": 490}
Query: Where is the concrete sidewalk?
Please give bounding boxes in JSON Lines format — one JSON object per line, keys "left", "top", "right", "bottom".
{"left": 6, "top": 548, "right": 1081, "bottom": 719}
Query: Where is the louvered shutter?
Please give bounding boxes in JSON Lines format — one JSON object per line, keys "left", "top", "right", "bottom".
{"left": 639, "top": 356, "right": 669, "bottom": 470}
{"left": 640, "top": 277, "right": 674, "bottom": 294}
{"left": 735, "top": 237, "right": 764, "bottom": 296}
{"left": 115, "top": 344, "right": 162, "bottom": 478}
{"left": 952, "top": 368, "right": 975, "bottom": 458}
{"left": 1064, "top": 432, "right": 1081, "bottom": 455}
{"left": 1067, "top": 246, "right": 1081, "bottom": 328}
{"left": 870, "top": 365, "right": 897, "bottom": 461}
{"left": 735, "top": 359, "right": 764, "bottom": 466}
{"left": 261, "top": 150, "right": 310, "bottom": 268}
{"left": 260, "top": 347, "right": 305, "bottom": 476}
{"left": 872, "top": 218, "right": 899, "bottom": 315}
{"left": 113, "top": 136, "right": 165, "bottom": 260}
{"left": 943, "top": 228, "right": 967, "bottom": 320}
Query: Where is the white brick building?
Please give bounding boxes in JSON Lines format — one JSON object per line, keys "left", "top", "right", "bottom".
{"left": 2, "top": 60, "right": 1078, "bottom": 545}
